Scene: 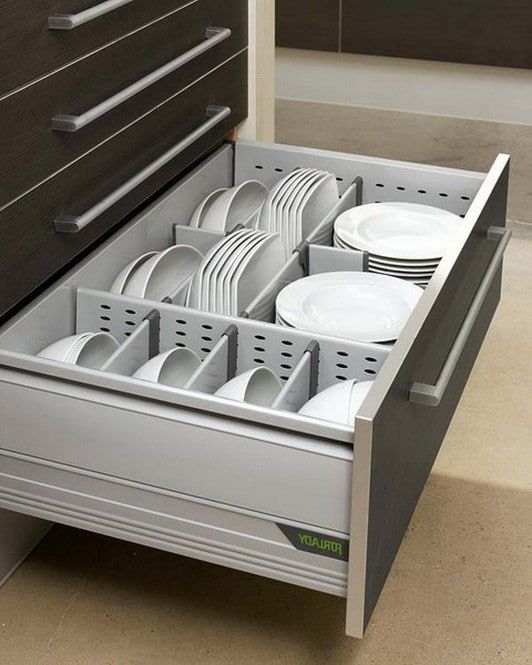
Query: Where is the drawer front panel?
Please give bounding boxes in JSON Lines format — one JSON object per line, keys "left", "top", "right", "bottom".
{"left": 0, "top": 0, "right": 247, "bottom": 208}
{"left": 0, "top": 0, "right": 196, "bottom": 97}
{"left": 0, "top": 52, "right": 247, "bottom": 321}
{"left": 0, "top": 372, "right": 352, "bottom": 534}
{"left": 349, "top": 156, "right": 510, "bottom": 633}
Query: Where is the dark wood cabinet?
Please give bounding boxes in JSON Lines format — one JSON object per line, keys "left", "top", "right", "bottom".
{"left": 276, "top": 0, "right": 340, "bottom": 52}
{"left": 341, "top": 0, "right": 532, "bottom": 69}
{"left": 276, "top": 0, "right": 532, "bottom": 69}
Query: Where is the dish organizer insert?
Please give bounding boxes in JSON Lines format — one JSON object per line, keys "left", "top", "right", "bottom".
{"left": 0, "top": 140, "right": 510, "bottom": 638}
{"left": 0, "top": 141, "right": 484, "bottom": 442}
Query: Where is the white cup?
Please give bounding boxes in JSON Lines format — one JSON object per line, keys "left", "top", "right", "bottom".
{"left": 298, "top": 380, "right": 373, "bottom": 425}
{"left": 38, "top": 333, "right": 94, "bottom": 363}
{"left": 133, "top": 348, "right": 201, "bottom": 388}
{"left": 215, "top": 367, "right": 282, "bottom": 407}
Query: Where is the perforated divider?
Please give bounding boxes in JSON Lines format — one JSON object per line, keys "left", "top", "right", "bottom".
{"left": 235, "top": 141, "right": 484, "bottom": 219}
{"left": 100, "top": 318, "right": 153, "bottom": 377}
{"left": 76, "top": 289, "right": 390, "bottom": 393}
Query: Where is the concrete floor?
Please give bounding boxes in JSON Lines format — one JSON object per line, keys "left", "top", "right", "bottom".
{"left": 0, "top": 232, "right": 531, "bottom": 663}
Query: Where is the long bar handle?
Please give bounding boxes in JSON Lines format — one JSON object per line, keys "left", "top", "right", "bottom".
{"left": 410, "top": 226, "right": 512, "bottom": 407}
{"left": 49, "top": 0, "right": 135, "bottom": 30}
{"left": 54, "top": 105, "right": 231, "bottom": 234}
{"left": 52, "top": 28, "right": 231, "bottom": 133}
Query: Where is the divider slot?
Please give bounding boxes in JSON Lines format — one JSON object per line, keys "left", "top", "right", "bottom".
{"left": 100, "top": 312, "right": 157, "bottom": 377}
{"left": 272, "top": 341, "right": 320, "bottom": 413}
{"left": 308, "top": 245, "right": 367, "bottom": 275}
{"left": 185, "top": 324, "right": 238, "bottom": 395}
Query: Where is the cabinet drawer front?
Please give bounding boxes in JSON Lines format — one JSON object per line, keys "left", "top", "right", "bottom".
{"left": 0, "top": 52, "right": 247, "bottom": 320}
{"left": 0, "top": 0, "right": 247, "bottom": 209}
{"left": 349, "top": 156, "right": 510, "bottom": 634}
{"left": 0, "top": 0, "right": 197, "bottom": 98}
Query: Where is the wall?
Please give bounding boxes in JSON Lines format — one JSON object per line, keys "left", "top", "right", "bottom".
{"left": 276, "top": 48, "right": 532, "bottom": 223}
{"left": 277, "top": 48, "right": 532, "bottom": 125}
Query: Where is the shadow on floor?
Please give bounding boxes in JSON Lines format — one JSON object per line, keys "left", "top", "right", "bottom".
{"left": 1, "top": 473, "right": 530, "bottom": 664}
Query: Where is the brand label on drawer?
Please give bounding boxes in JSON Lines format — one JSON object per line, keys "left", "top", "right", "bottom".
{"left": 277, "top": 524, "right": 349, "bottom": 562}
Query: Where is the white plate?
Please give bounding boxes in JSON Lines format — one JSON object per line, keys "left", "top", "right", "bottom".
{"left": 189, "top": 188, "right": 228, "bottom": 228}
{"left": 335, "top": 202, "right": 460, "bottom": 260}
{"left": 258, "top": 170, "right": 303, "bottom": 233}
{"left": 201, "top": 230, "right": 253, "bottom": 312}
{"left": 220, "top": 231, "right": 268, "bottom": 315}
{"left": 110, "top": 251, "right": 158, "bottom": 294}
{"left": 276, "top": 271, "right": 423, "bottom": 343}
{"left": 290, "top": 171, "right": 328, "bottom": 255}
{"left": 231, "top": 234, "right": 285, "bottom": 316}
{"left": 278, "top": 170, "right": 314, "bottom": 257}
{"left": 123, "top": 245, "right": 202, "bottom": 301}
{"left": 201, "top": 181, "right": 268, "bottom": 233}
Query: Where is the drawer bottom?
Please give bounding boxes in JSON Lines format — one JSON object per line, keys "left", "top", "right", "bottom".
{"left": 0, "top": 452, "right": 348, "bottom": 597}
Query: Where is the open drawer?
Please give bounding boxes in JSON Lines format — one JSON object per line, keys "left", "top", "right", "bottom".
{"left": 0, "top": 141, "right": 510, "bottom": 637}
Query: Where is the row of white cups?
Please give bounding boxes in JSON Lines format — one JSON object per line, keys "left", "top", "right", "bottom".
{"left": 37, "top": 334, "right": 372, "bottom": 427}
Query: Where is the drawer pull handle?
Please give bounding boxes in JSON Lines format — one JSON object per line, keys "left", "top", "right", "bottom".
{"left": 52, "top": 27, "right": 232, "bottom": 132}
{"left": 53, "top": 105, "right": 231, "bottom": 234}
{"left": 48, "top": 0, "right": 135, "bottom": 30}
{"left": 410, "top": 226, "right": 512, "bottom": 407}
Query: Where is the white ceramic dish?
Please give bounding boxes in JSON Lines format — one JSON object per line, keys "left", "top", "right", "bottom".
{"left": 123, "top": 245, "right": 202, "bottom": 301}
{"left": 110, "top": 251, "right": 158, "bottom": 295}
{"left": 298, "top": 380, "right": 373, "bottom": 425}
{"left": 200, "top": 230, "right": 255, "bottom": 312}
{"left": 71, "top": 332, "right": 120, "bottom": 369}
{"left": 276, "top": 271, "right": 423, "bottom": 343}
{"left": 335, "top": 202, "right": 460, "bottom": 260}
{"left": 258, "top": 169, "right": 302, "bottom": 233}
{"left": 38, "top": 333, "right": 93, "bottom": 364}
{"left": 189, "top": 188, "right": 228, "bottom": 228}
{"left": 133, "top": 348, "right": 201, "bottom": 387}
{"left": 201, "top": 181, "right": 268, "bottom": 233}
{"left": 231, "top": 234, "right": 285, "bottom": 316}
{"left": 215, "top": 367, "right": 282, "bottom": 407}
{"left": 220, "top": 231, "right": 269, "bottom": 315}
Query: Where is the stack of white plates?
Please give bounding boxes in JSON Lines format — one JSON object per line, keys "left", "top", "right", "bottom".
{"left": 110, "top": 245, "right": 203, "bottom": 300}
{"left": 334, "top": 202, "right": 461, "bottom": 287}
{"left": 189, "top": 181, "right": 268, "bottom": 233}
{"left": 276, "top": 272, "right": 423, "bottom": 343}
{"left": 187, "top": 229, "right": 285, "bottom": 316}
{"left": 257, "top": 168, "right": 339, "bottom": 257}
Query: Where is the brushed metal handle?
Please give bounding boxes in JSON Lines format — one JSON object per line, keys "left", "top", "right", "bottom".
{"left": 410, "top": 226, "right": 512, "bottom": 407}
{"left": 48, "top": 0, "right": 135, "bottom": 30}
{"left": 52, "top": 28, "right": 231, "bottom": 133}
{"left": 54, "top": 105, "right": 231, "bottom": 234}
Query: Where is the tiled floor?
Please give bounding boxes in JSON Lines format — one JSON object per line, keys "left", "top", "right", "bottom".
{"left": 0, "top": 239, "right": 531, "bottom": 661}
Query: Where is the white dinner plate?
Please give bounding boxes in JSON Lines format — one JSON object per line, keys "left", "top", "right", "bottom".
{"left": 276, "top": 272, "right": 423, "bottom": 343}
{"left": 334, "top": 202, "right": 460, "bottom": 260}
